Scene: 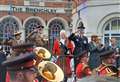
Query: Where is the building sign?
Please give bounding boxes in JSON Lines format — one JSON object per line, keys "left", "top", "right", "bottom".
{"left": 0, "top": 5, "right": 65, "bottom": 14}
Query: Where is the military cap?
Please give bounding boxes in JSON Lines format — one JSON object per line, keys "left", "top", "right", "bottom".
{"left": 12, "top": 43, "right": 34, "bottom": 53}
{"left": 77, "top": 26, "right": 85, "bottom": 29}
{"left": 107, "top": 66, "right": 119, "bottom": 74}
{"left": 75, "top": 50, "right": 88, "bottom": 58}
{"left": 13, "top": 32, "right": 22, "bottom": 36}
{"left": 77, "top": 21, "right": 85, "bottom": 29}
{"left": 36, "top": 25, "right": 44, "bottom": 28}
{"left": 2, "top": 52, "right": 37, "bottom": 71}
{"left": 99, "top": 49, "right": 115, "bottom": 58}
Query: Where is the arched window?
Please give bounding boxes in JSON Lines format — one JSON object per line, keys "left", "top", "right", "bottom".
{"left": 25, "top": 18, "right": 42, "bottom": 39}
{"left": 0, "top": 17, "right": 19, "bottom": 52}
{"left": 104, "top": 17, "right": 120, "bottom": 45}
{"left": 49, "top": 19, "right": 65, "bottom": 50}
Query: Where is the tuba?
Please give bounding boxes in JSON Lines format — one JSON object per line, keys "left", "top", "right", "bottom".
{"left": 33, "top": 47, "right": 51, "bottom": 66}
{"left": 38, "top": 61, "right": 64, "bottom": 82}
{"left": 34, "top": 47, "right": 64, "bottom": 82}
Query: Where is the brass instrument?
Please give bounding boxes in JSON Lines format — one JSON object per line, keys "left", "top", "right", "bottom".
{"left": 33, "top": 47, "right": 64, "bottom": 82}
{"left": 33, "top": 47, "right": 51, "bottom": 60}
{"left": 38, "top": 61, "right": 64, "bottom": 82}
{"left": 33, "top": 47, "right": 51, "bottom": 67}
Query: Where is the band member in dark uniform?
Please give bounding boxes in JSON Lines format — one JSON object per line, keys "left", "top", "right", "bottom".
{"left": 76, "top": 51, "right": 92, "bottom": 79}
{"left": 26, "top": 25, "right": 48, "bottom": 48}
{"left": 93, "top": 49, "right": 119, "bottom": 77}
{"left": 68, "top": 22, "right": 89, "bottom": 73}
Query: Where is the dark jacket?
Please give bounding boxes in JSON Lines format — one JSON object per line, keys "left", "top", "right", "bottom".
{"left": 0, "top": 51, "right": 6, "bottom": 82}
{"left": 69, "top": 33, "right": 89, "bottom": 56}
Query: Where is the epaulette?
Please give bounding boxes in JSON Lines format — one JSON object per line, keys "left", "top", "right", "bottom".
{"left": 96, "top": 64, "right": 107, "bottom": 72}
{"left": 105, "top": 67, "right": 116, "bottom": 76}
{"left": 82, "top": 63, "right": 88, "bottom": 71}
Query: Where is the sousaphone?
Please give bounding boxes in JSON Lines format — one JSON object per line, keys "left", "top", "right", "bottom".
{"left": 38, "top": 61, "right": 64, "bottom": 82}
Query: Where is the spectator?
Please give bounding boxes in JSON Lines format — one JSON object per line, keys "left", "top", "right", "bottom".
{"left": 52, "top": 30, "right": 74, "bottom": 82}
{"left": 88, "top": 35, "right": 102, "bottom": 70}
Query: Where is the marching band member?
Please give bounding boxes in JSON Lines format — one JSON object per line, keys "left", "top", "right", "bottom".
{"left": 76, "top": 51, "right": 92, "bottom": 79}
{"left": 93, "top": 49, "right": 119, "bottom": 77}
{"left": 2, "top": 53, "right": 39, "bottom": 82}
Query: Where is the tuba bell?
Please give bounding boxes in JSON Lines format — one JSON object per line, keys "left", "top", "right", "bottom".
{"left": 33, "top": 47, "right": 51, "bottom": 66}
{"left": 38, "top": 61, "right": 64, "bottom": 82}
{"left": 33, "top": 47, "right": 51, "bottom": 60}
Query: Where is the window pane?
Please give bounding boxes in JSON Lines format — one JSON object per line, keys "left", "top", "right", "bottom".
{"left": 111, "top": 20, "right": 118, "bottom": 30}
{"left": 118, "top": 19, "right": 120, "bottom": 29}
{"left": 105, "top": 23, "right": 110, "bottom": 30}
{"left": 104, "top": 36, "right": 109, "bottom": 46}
{"left": 104, "top": 34, "right": 109, "bottom": 36}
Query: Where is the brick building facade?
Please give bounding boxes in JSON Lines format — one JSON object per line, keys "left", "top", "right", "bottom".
{"left": 0, "top": 0, "right": 78, "bottom": 50}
